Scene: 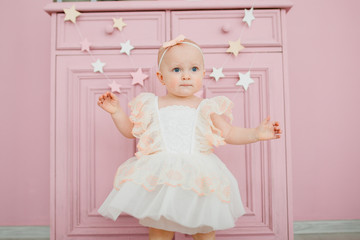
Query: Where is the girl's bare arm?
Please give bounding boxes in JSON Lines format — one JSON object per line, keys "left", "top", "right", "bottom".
{"left": 110, "top": 109, "right": 135, "bottom": 139}
{"left": 210, "top": 113, "right": 281, "bottom": 145}
{"left": 98, "top": 92, "right": 135, "bottom": 139}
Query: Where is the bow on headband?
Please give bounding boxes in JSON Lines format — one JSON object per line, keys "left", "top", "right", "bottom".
{"left": 158, "top": 34, "right": 203, "bottom": 69}
{"left": 162, "top": 34, "right": 186, "bottom": 48}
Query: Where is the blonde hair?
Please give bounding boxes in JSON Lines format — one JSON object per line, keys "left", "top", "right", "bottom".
{"left": 157, "top": 38, "right": 203, "bottom": 69}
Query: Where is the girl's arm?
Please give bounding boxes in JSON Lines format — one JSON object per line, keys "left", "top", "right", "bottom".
{"left": 210, "top": 113, "right": 281, "bottom": 145}
{"left": 98, "top": 92, "right": 135, "bottom": 139}
{"left": 110, "top": 108, "right": 135, "bottom": 139}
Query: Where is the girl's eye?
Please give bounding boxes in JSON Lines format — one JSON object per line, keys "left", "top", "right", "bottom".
{"left": 173, "top": 68, "right": 180, "bottom": 72}
{"left": 192, "top": 67, "right": 198, "bottom": 72}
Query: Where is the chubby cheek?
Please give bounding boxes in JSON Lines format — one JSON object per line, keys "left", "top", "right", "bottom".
{"left": 168, "top": 79, "right": 179, "bottom": 91}
{"left": 193, "top": 77, "right": 203, "bottom": 89}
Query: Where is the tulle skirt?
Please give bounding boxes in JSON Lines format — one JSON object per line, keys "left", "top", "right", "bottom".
{"left": 97, "top": 152, "right": 246, "bottom": 235}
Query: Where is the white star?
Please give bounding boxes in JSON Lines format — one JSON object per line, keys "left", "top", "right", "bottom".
{"left": 108, "top": 80, "right": 121, "bottom": 93}
{"left": 131, "top": 68, "right": 148, "bottom": 86}
{"left": 210, "top": 67, "right": 225, "bottom": 82}
{"left": 243, "top": 7, "right": 255, "bottom": 27}
{"left": 236, "top": 71, "right": 254, "bottom": 91}
{"left": 120, "top": 40, "right": 134, "bottom": 56}
{"left": 91, "top": 59, "right": 106, "bottom": 73}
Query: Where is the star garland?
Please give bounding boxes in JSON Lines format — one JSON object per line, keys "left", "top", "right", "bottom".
{"left": 226, "top": 39, "right": 245, "bottom": 57}
{"left": 209, "top": 67, "right": 225, "bottom": 82}
{"left": 113, "top": 17, "right": 126, "bottom": 31}
{"left": 209, "top": 3, "right": 256, "bottom": 91}
{"left": 64, "top": 5, "right": 81, "bottom": 23}
{"left": 63, "top": 3, "right": 257, "bottom": 96}
{"left": 120, "top": 40, "right": 134, "bottom": 56}
{"left": 63, "top": 5, "right": 149, "bottom": 95}
{"left": 131, "top": 68, "right": 149, "bottom": 87}
{"left": 236, "top": 71, "right": 254, "bottom": 91}
{"left": 243, "top": 6, "right": 255, "bottom": 27}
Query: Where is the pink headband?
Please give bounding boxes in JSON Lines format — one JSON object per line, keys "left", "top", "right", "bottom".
{"left": 158, "top": 34, "right": 203, "bottom": 69}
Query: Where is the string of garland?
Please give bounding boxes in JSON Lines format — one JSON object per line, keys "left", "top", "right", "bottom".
{"left": 63, "top": 3, "right": 257, "bottom": 97}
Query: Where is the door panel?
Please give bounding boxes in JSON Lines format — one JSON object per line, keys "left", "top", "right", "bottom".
{"left": 55, "top": 53, "right": 157, "bottom": 238}
{"left": 195, "top": 52, "right": 288, "bottom": 239}
{"left": 52, "top": 7, "right": 291, "bottom": 240}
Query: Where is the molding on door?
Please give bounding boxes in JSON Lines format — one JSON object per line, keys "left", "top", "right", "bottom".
{"left": 294, "top": 220, "right": 360, "bottom": 234}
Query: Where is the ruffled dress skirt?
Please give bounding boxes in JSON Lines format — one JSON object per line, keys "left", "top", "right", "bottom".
{"left": 97, "top": 151, "right": 246, "bottom": 235}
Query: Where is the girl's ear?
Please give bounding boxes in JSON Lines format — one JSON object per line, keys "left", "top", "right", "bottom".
{"left": 156, "top": 71, "right": 164, "bottom": 85}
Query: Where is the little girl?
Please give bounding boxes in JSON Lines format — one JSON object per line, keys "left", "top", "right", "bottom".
{"left": 97, "top": 35, "right": 281, "bottom": 240}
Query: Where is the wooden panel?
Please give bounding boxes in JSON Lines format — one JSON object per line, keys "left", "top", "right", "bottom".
{"left": 55, "top": 52, "right": 157, "bottom": 239}
{"left": 57, "top": 11, "right": 166, "bottom": 50}
{"left": 172, "top": 10, "right": 282, "bottom": 49}
{"left": 198, "top": 51, "right": 287, "bottom": 239}
{"left": 51, "top": 5, "right": 292, "bottom": 240}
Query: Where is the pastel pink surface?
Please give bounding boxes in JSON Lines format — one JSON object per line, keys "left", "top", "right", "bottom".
{"left": 1, "top": 0, "right": 359, "bottom": 230}
{"left": 0, "top": 0, "right": 51, "bottom": 225}
{"left": 287, "top": 0, "right": 360, "bottom": 220}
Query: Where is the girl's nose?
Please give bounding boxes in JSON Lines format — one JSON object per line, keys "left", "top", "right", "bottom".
{"left": 182, "top": 72, "right": 190, "bottom": 80}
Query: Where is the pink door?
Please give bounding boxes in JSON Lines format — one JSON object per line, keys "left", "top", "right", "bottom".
{"left": 50, "top": 4, "right": 293, "bottom": 240}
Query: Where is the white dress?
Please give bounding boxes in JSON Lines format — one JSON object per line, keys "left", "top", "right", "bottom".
{"left": 97, "top": 92, "right": 246, "bottom": 235}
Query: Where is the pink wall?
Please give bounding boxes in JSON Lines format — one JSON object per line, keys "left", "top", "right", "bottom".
{"left": 287, "top": 0, "right": 360, "bottom": 221}
{"left": 0, "top": 0, "right": 51, "bottom": 225}
{"left": 0, "top": 0, "right": 359, "bottom": 225}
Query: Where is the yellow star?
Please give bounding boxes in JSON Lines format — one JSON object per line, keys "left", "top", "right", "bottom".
{"left": 226, "top": 39, "right": 245, "bottom": 56}
{"left": 113, "top": 17, "right": 127, "bottom": 31}
{"left": 64, "top": 5, "right": 81, "bottom": 24}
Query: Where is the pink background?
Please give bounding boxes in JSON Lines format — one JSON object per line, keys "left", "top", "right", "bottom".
{"left": 0, "top": 0, "right": 359, "bottom": 226}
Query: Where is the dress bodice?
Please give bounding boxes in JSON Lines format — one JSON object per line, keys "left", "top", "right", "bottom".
{"left": 128, "top": 92, "right": 234, "bottom": 159}
{"left": 158, "top": 105, "right": 198, "bottom": 154}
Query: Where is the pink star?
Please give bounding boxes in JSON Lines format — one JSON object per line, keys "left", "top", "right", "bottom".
{"left": 131, "top": 68, "right": 148, "bottom": 86}
{"left": 108, "top": 80, "right": 121, "bottom": 93}
{"left": 80, "top": 38, "right": 91, "bottom": 52}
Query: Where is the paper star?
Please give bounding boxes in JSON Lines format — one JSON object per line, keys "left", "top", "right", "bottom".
{"left": 63, "top": 5, "right": 81, "bottom": 24}
{"left": 243, "top": 7, "right": 255, "bottom": 27}
{"left": 236, "top": 71, "right": 254, "bottom": 91}
{"left": 120, "top": 40, "right": 134, "bottom": 56}
{"left": 91, "top": 59, "right": 106, "bottom": 73}
{"left": 113, "top": 17, "right": 127, "bottom": 31}
{"left": 80, "top": 38, "right": 91, "bottom": 52}
{"left": 226, "top": 39, "right": 245, "bottom": 56}
{"left": 108, "top": 80, "right": 121, "bottom": 93}
{"left": 210, "top": 67, "right": 225, "bottom": 82}
{"left": 131, "top": 68, "right": 148, "bottom": 86}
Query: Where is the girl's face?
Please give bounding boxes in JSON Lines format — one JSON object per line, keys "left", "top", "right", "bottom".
{"left": 157, "top": 44, "right": 205, "bottom": 98}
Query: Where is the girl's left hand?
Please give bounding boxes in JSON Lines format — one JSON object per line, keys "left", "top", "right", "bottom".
{"left": 256, "top": 116, "right": 282, "bottom": 141}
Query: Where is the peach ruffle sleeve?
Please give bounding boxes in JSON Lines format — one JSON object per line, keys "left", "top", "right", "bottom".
{"left": 128, "top": 92, "right": 163, "bottom": 158}
{"left": 195, "top": 96, "right": 234, "bottom": 154}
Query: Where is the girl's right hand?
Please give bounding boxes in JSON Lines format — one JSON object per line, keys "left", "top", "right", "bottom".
{"left": 97, "top": 92, "right": 121, "bottom": 115}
